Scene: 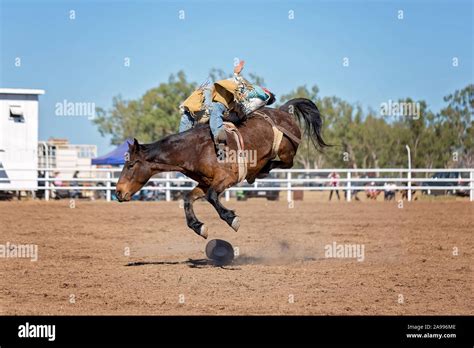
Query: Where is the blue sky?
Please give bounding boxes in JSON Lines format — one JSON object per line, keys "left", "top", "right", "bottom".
{"left": 1, "top": 0, "right": 472, "bottom": 154}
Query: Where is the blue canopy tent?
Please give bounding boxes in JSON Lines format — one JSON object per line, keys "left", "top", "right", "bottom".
{"left": 91, "top": 139, "right": 132, "bottom": 166}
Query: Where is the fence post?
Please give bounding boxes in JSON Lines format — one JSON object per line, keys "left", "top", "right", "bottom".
{"left": 407, "top": 169, "right": 412, "bottom": 202}
{"left": 225, "top": 190, "right": 230, "bottom": 201}
{"left": 106, "top": 171, "right": 111, "bottom": 202}
{"left": 347, "top": 171, "right": 351, "bottom": 202}
{"left": 470, "top": 170, "right": 473, "bottom": 202}
{"left": 45, "top": 170, "right": 50, "bottom": 201}
{"left": 165, "top": 173, "right": 171, "bottom": 202}
{"left": 287, "top": 171, "right": 292, "bottom": 202}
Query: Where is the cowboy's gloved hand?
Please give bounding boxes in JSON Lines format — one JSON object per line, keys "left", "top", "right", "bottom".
{"left": 234, "top": 60, "right": 245, "bottom": 74}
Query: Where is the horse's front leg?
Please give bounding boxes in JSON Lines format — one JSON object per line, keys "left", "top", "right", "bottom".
{"left": 206, "top": 187, "right": 240, "bottom": 232}
{"left": 184, "top": 185, "right": 208, "bottom": 238}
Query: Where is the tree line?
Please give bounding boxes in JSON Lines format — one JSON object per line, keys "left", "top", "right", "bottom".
{"left": 94, "top": 70, "right": 473, "bottom": 169}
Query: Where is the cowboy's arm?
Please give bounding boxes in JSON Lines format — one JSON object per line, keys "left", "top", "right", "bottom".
{"left": 231, "top": 60, "right": 245, "bottom": 84}
{"left": 234, "top": 60, "right": 245, "bottom": 75}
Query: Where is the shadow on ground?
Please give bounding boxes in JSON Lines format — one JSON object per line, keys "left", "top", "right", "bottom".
{"left": 125, "top": 254, "right": 318, "bottom": 269}
{"left": 125, "top": 258, "right": 240, "bottom": 269}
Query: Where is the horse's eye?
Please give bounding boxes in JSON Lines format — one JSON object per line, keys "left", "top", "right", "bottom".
{"left": 127, "top": 162, "right": 135, "bottom": 169}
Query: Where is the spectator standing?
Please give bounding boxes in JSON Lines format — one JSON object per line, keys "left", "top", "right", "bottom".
{"left": 328, "top": 171, "right": 340, "bottom": 201}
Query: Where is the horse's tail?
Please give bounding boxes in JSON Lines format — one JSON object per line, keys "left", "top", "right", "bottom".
{"left": 279, "top": 98, "right": 329, "bottom": 150}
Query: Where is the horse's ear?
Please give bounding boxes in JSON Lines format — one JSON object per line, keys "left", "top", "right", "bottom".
{"left": 130, "top": 138, "right": 140, "bottom": 154}
{"left": 127, "top": 138, "right": 140, "bottom": 156}
{"left": 133, "top": 138, "right": 140, "bottom": 153}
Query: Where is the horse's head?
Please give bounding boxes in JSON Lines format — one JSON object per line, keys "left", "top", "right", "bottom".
{"left": 115, "top": 138, "right": 153, "bottom": 202}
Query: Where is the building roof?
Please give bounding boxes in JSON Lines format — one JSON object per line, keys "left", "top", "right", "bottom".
{"left": 0, "top": 88, "right": 45, "bottom": 95}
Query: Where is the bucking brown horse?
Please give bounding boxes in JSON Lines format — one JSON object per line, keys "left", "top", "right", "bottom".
{"left": 115, "top": 98, "right": 327, "bottom": 238}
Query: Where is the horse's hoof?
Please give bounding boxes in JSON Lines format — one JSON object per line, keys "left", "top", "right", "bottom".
{"left": 200, "top": 225, "right": 208, "bottom": 239}
{"left": 231, "top": 217, "right": 240, "bottom": 232}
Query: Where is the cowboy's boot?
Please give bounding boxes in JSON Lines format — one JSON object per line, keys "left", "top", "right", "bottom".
{"left": 214, "top": 128, "right": 227, "bottom": 161}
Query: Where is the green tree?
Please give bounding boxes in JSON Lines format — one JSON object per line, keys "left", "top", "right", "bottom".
{"left": 438, "top": 84, "right": 474, "bottom": 167}
{"left": 94, "top": 71, "right": 196, "bottom": 145}
{"left": 94, "top": 69, "right": 267, "bottom": 145}
{"left": 94, "top": 69, "right": 472, "bottom": 172}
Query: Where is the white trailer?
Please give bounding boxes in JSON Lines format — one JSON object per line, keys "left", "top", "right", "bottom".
{"left": 0, "top": 88, "right": 44, "bottom": 190}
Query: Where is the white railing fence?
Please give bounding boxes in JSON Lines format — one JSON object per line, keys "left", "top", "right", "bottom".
{"left": 0, "top": 168, "right": 473, "bottom": 202}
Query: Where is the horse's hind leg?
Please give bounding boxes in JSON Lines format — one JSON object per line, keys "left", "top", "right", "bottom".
{"left": 266, "top": 139, "right": 296, "bottom": 171}
{"left": 184, "top": 185, "right": 208, "bottom": 238}
{"left": 248, "top": 138, "right": 296, "bottom": 183}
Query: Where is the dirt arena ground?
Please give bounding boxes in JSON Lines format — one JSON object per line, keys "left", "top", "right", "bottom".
{"left": 0, "top": 195, "right": 472, "bottom": 315}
